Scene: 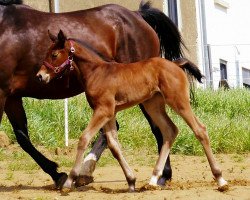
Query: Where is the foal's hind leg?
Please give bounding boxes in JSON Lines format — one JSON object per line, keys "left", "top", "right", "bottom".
{"left": 103, "top": 117, "right": 136, "bottom": 192}
{"left": 164, "top": 91, "right": 228, "bottom": 190}
{"left": 140, "top": 103, "right": 172, "bottom": 184}
{"left": 142, "top": 93, "right": 178, "bottom": 187}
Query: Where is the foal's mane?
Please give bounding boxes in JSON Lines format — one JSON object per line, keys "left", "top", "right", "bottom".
{"left": 68, "top": 38, "right": 110, "bottom": 62}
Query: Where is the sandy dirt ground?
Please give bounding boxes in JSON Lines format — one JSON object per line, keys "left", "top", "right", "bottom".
{"left": 0, "top": 145, "right": 249, "bottom": 200}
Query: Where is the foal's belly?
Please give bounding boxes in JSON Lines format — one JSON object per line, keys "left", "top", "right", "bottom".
{"left": 115, "top": 87, "right": 160, "bottom": 112}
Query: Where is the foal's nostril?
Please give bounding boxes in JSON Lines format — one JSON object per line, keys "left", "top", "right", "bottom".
{"left": 37, "top": 74, "right": 43, "bottom": 82}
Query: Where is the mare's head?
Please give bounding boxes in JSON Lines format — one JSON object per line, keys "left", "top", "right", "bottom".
{"left": 36, "top": 30, "right": 75, "bottom": 84}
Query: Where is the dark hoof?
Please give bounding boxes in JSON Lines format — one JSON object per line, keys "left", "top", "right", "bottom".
{"left": 55, "top": 172, "right": 68, "bottom": 190}
{"left": 75, "top": 175, "right": 94, "bottom": 187}
{"left": 157, "top": 177, "right": 169, "bottom": 186}
{"left": 162, "top": 168, "right": 172, "bottom": 181}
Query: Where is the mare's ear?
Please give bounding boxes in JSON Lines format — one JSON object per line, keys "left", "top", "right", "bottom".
{"left": 48, "top": 30, "right": 57, "bottom": 42}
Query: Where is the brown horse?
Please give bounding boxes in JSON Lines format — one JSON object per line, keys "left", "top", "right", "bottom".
{"left": 37, "top": 30, "right": 228, "bottom": 191}
{"left": 0, "top": 0, "right": 183, "bottom": 188}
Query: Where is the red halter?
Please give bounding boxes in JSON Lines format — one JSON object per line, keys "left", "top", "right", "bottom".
{"left": 43, "top": 40, "right": 75, "bottom": 74}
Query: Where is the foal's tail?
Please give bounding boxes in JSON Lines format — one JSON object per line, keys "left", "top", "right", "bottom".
{"left": 138, "top": 1, "right": 185, "bottom": 60}
{"left": 174, "top": 58, "right": 204, "bottom": 83}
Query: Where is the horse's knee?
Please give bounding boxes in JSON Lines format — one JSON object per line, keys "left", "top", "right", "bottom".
{"left": 171, "top": 124, "right": 179, "bottom": 141}
{"left": 194, "top": 125, "right": 209, "bottom": 143}
{"left": 164, "top": 124, "right": 178, "bottom": 146}
{"left": 78, "top": 134, "right": 90, "bottom": 150}
{"left": 107, "top": 139, "right": 120, "bottom": 159}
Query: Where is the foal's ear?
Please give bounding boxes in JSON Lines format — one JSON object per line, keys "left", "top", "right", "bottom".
{"left": 48, "top": 30, "right": 57, "bottom": 42}
{"left": 57, "top": 30, "right": 67, "bottom": 43}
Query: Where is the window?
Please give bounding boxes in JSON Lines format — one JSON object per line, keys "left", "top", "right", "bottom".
{"left": 220, "top": 60, "right": 227, "bottom": 80}
{"left": 242, "top": 67, "right": 250, "bottom": 87}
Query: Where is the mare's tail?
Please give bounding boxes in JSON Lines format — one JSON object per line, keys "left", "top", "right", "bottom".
{"left": 0, "top": 0, "right": 23, "bottom": 5}
{"left": 174, "top": 58, "right": 204, "bottom": 83}
{"left": 138, "top": 1, "right": 185, "bottom": 60}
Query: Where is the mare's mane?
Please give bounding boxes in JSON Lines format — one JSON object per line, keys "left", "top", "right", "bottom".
{"left": 0, "top": 0, "right": 23, "bottom": 5}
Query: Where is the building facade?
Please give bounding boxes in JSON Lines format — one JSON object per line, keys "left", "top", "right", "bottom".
{"left": 196, "top": 0, "right": 250, "bottom": 89}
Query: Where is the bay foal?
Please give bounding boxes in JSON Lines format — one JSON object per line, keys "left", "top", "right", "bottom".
{"left": 37, "top": 30, "right": 228, "bottom": 191}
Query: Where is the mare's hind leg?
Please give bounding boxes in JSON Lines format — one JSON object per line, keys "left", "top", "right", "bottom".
{"left": 142, "top": 93, "right": 178, "bottom": 187}
{"left": 103, "top": 117, "right": 136, "bottom": 192}
{"left": 164, "top": 90, "right": 228, "bottom": 190}
{"left": 77, "top": 130, "right": 107, "bottom": 186}
{"left": 63, "top": 106, "right": 113, "bottom": 189}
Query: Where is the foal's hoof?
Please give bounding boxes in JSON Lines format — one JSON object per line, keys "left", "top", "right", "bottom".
{"left": 218, "top": 183, "right": 229, "bottom": 192}
{"left": 60, "top": 187, "right": 73, "bottom": 196}
{"left": 140, "top": 183, "right": 163, "bottom": 191}
{"left": 75, "top": 175, "right": 94, "bottom": 187}
{"left": 55, "top": 173, "right": 68, "bottom": 190}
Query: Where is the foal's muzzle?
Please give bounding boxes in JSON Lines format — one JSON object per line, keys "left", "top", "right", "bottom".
{"left": 36, "top": 69, "right": 51, "bottom": 84}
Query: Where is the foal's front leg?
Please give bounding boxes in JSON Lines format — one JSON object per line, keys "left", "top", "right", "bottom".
{"left": 103, "top": 117, "right": 136, "bottom": 192}
{"left": 62, "top": 109, "right": 112, "bottom": 189}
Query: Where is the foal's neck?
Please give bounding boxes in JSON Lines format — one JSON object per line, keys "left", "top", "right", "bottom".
{"left": 71, "top": 40, "right": 106, "bottom": 65}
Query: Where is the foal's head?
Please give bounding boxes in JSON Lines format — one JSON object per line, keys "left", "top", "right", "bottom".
{"left": 36, "top": 30, "right": 74, "bottom": 84}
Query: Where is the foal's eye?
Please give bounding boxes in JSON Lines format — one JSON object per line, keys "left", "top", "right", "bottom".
{"left": 52, "top": 52, "right": 59, "bottom": 58}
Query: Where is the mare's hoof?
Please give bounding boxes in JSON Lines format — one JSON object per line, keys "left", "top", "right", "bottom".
{"left": 55, "top": 173, "right": 68, "bottom": 190}
{"left": 218, "top": 183, "right": 229, "bottom": 192}
{"left": 75, "top": 175, "right": 94, "bottom": 187}
{"left": 157, "top": 177, "right": 168, "bottom": 186}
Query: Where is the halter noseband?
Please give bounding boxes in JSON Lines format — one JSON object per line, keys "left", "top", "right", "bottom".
{"left": 43, "top": 40, "right": 75, "bottom": 74}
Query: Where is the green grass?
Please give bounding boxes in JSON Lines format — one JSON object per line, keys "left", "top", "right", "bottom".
{"left": 0, "top": 88, "right": 249, "bottom": 155}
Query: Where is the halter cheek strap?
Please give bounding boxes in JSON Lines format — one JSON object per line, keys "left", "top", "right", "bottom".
{"left": 43, "top": 40, "right": 75, "bottom": 74}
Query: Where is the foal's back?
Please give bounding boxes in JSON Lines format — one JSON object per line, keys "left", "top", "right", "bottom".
{"left": 105, "top": 57, "right": 187, "bottom": 89}
{"left": 89, "top": 58, "right": 188, "bottom": 109}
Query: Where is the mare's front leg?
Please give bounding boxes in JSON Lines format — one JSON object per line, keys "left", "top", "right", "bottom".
{"left": 103, "top": 118, "right": 136, "bottom": 192}
{"left": 4, "top": 97, "right": 68, "bottom": 188}
{"left": 63, "top": 107, "right": 113, "bottom": 189}
{"left": 77, "top": 129, "right": 107, "bottom": 186}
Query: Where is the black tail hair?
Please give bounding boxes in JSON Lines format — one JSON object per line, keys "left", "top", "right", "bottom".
{"left": 174, "top": 58, "right": 204, "bottom": 83}
{"left": 0, "top": 0, "right": 23, "bottom": 5}
{"left": 138, "top": 1, "right": 185, "bottom": 60}
{"left": 174, "top": 58, "right": 204, "bottom": 106}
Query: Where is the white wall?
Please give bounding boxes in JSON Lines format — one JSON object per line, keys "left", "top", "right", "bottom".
{"left": 196, "top": 0, "right": 250, "bottom": 88}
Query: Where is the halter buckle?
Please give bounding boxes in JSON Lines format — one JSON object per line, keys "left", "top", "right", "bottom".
{"left": 54, "top": 67, "right": 60, "bottom": 73}
{"left": 70, "top": 47, "right": 75, "bottom": 53}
